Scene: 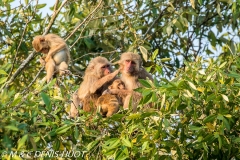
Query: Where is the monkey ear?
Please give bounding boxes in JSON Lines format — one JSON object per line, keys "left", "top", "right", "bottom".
{"left": 108, "top": 85, "right": 113, "bottom": 89}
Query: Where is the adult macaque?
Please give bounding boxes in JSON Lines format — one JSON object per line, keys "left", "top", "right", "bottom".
{"left": 69, "top": 56, "right": 120, "bottom": 117}
{"left": 97, "top": 79, "right": 130, "bottom": 117}
{"left": 109, "top": 52, "right": 153, "bottom": 111}
{"left": 32, "top": 33, "right": 70, "bottom": 82}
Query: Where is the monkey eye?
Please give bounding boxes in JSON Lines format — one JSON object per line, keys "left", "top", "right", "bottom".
{"left": 102, "top": 65, "right": 110, "bottom": 69}
{"left": 126, "top": 60, "right": 136, "bottom": 65}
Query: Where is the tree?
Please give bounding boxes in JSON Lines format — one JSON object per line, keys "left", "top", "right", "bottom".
{"left": 0, "top": 0, "right": 240, "bottom": 159}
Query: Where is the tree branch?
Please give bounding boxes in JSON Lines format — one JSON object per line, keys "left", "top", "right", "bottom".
{"left": 65, "top": 0, "right": 103, "bottom": 41}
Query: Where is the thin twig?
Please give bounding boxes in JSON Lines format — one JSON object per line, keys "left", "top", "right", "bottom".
{"left": 70, "top": 7, "right": 102, "bottom": 49}
{"left": 21, "top": 66, "right": 45, "bottom": 94}
{"left": 65, "top": 0, "right": 103, "bottom": 41}
{"left": 143, "top": 6, "right": 168, "bottom": 40}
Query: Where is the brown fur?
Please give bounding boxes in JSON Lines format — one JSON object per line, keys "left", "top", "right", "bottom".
{"left": 69, "top": 57, "right": 120, "bottom": 117}
{"left": 108, "top": 52, "right": 153, "bottom": 111}
{"left": 97, "top": 79, "right": 128, "bottom": 117}
{"left": 32, "top": 34, "right": 70, "bottom": 82}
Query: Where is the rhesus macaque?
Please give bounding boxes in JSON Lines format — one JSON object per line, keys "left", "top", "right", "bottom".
{"left": 97, "top": 79, "right": 130, "bottom": 117}
{"left": 69, "top": 56, "right": 120, "bottom": 117}
{"left": 109, "top": 52, "right": 153, "bottom": 111}
{"left": 32, "top": 33, "right": 70, "bottom": 83}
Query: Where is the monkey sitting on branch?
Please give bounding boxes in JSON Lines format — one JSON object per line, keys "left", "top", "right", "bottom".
{"left": 108, "top": 52, "right": 153, "bottom": 111}
{"left": 69, "top": 56, "right": 120, "bottom": 118}
{"left": 32, "top": 33, "right": 70, "bottom": 83}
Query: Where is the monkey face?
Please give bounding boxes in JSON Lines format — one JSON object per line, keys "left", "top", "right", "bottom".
{"left": 32, "top": 36, "right": 49, "bottom": 53}
{"left": 101, "top": 64, "right": 111, "bottom": 76}
{"left": 119, "top": 52, "right": 141, "bottom": 75}
{"left": 109, "top": 79, "right": 125, "bottom": 90}
{"left": 124, "top": 60, "right": 137, "bottom": 72}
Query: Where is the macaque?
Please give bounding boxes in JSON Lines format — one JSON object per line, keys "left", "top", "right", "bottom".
{"left": 108, "top": 52, "right": 153, "bottom": 111}
{"left": 32, "top": 33, "right": 70, "bottom": 82}
{"left": 69, "top": 56, "right": 120, "bottom": 117}
{"left": 97, "top": 79, "right": 130, "bottom": 117}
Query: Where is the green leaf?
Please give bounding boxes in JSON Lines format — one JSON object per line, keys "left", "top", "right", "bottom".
{"left": 189, "top": 125, "right": 202, "bottom": 131}
{"left": 228, "top": 72, "right": 240, "bottom": 78}
{"left": 87, "top": 140, "right": 99, "bottom": 151}
{"left": 5, "top": 125, "right": 19, "bottom": 131}
{"left": 103, "top": 138, "right": 120, "bottom": 150}
{"left": 221, "top": 94, "right": 229, "bottom": 102}
{"left": 161, "top": 93, "right": 165, "bottom": 109}
{"left": 161, "top": 58, "right": 171, "bottom": 62}
{"left": 122, "top": 137, "right": 132, "bottom": 148}
{"left": 55, "top": 126, "right": 71, "bottom": 135}
{"left": 24, "top": 0, "right": 29, "bottom": 5}
{"left": 219, "top": 62, "right": 227, "bottom": 69}
{"left": 17, "top": 134, "right": 28, "bottom": 150}
{"left": 138, "top": 79, "right": 151, "bottom": 88}
{"left": 218, "top": 135, "right": 222, "bottom": 149}
{"left": 203, "top": 115, "right": 217, "bottom": 123}
{"left": 126, "top": 113, "right": 141, "bottom": 120}
{"left": 36, "top": 4, "right": 47, "bottom": 9}
{"left": 74, "top": 126, "right": 79, "bottom": 140}
{"left": 40, "top": 92, "right": 51, "bottom": 111}
{"left": 222, "top": 117, "right": 230, "bottom": 131}
{"left": 142, "top": 141, "right": 148, "bottom": 151}
{"left": 84, "top": 38, "right": 95, "bottom": 49}
{"left": 0, "top": 77, "right": 7, "bottom": 84}
{"left": 233, "top": 137, "right": 240, "bottom": 143}
{"left": 0, "top": 69, "right": 7, "bottom": 75}
{"left": 55, "top": 125, "right": 72, "bottom": 134}
{"left": 188, "top": 81, "right": 197, "bottom": 90}
{"left": 152, "top": 49, "right": 159, "bottom": 60}
{"left": 139, "top": 46, "right": 148, "bottom": 62}
{"left": 217, "top": 3, "right": 222, "bottom": 17}
{"left": 166, "top": 25, "right": 173, "bottom": 36}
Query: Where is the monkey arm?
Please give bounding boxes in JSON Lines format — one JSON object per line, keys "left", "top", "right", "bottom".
{"left": 89, "top": 69, "right": 120, "bottom": 94}
{"left": 45, "top": 43, "right": 66, "bottom": 62}
{"left": 108, "top": 89, "right": 132, "bottom": 96}
{"left": 139, "top": 68, "right": 153, "bottom": 81}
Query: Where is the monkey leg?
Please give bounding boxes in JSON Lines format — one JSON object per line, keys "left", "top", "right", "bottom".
{"left": 45, "top": 59, "right": 56, "bottom": 83}
{"left": 123, "top": 94, "right": 132, "bottom": 109}
{"left": 106, "top": 104, "right": 119, "bottom": 117}
{"left": 58, "top": 61, "right": 68, "bottom": 76}
{"left": 83, "top": 94, "right": 99, "bottom": 112}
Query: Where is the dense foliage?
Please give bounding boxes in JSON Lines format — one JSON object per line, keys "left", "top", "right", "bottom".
{"left": 0, "top": 0, "right": 240, "bottom": 159}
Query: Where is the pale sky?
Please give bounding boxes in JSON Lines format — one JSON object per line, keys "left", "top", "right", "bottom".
{"left": 11, "top": 0, "right": 55, "bottom": 15}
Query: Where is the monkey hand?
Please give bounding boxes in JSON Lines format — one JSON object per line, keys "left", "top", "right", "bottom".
{"left": 45, "top": 55, "right": 50, "bottom": 62}
{"left": 112, "top": 68, "right": 120, "bottom": 76}
{"left": 119, "top": 65, "right": 124, "bottom": 70}
{"left": 108, "top": 89, "right": 132, "bottom": 96}
{"left": 40, "top": 58, "right": 46, "bottom": 66}
{"left": 104, "top": 69, "right": 120, "bottom": 82}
